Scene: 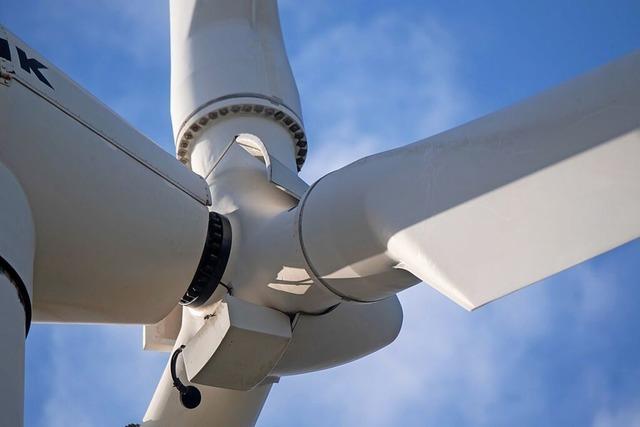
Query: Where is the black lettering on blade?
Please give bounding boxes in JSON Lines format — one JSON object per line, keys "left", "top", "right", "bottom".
{"left": 16, "top": 46, "right": 52, "bottom": 89}
{"left": 0, "top": 38, "right": 10, "bottom": 62}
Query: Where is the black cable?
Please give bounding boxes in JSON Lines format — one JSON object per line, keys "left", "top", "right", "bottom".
{"left": 170, "top": 345, "right": 202, "bottom": 409}
{"left": 170, "top": 345, "right": 187, "bottom": 393}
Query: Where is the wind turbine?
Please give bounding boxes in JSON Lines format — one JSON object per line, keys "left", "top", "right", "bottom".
{"left": 1, "top": 0, "right": 639, "bottom": 426}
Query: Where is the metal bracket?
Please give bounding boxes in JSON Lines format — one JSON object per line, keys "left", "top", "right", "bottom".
{"left": 182, "top": 295, "right": 292, "bottom": 391}
{"left": 203, "top": 133, "right": 310, "bottom": 200}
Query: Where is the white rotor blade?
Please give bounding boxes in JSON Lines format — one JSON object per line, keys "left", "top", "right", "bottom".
{"left": 143, "top": 310, "right": 273, "bottom": 427}
{"left": 300, "top": 51, "right": 640, "bottom": 309}
{"left": 0, "top": 26, "right": 211, "bottom": 323}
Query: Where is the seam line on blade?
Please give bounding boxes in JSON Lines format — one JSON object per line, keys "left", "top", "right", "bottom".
{"left": 10, "top": 76, "right": 211, "bottom": 206}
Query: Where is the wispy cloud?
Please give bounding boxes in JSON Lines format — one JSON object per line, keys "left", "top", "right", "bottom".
{"left": 291, "top": 12, "right": 471, "bottom": 182}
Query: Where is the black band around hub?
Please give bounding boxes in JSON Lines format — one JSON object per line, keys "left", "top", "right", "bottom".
{"left": 180, "top": 212, "right": 232, "bottom": 307}
{"left": 0, "top": 256, "right": 31, "bottom": 336}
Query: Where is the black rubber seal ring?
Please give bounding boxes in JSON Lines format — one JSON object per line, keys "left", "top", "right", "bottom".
{"left": 180, "top": 212, "right": 232, "bottom": 307}
{"left": 0, "top": 256, "right": 32, "bottom": 337}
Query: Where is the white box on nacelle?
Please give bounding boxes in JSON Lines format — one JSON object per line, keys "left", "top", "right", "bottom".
{"left": 183, "top": 295, "right": 292, "bottom": 391}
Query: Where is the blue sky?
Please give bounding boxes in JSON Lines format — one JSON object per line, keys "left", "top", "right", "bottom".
{"left": 2, "top": 1, "right": 640, "bottom": 426}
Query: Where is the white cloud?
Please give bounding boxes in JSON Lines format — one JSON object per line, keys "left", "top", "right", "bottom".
{"left": 292, "top": 12, "right": 471, "bottom": 182}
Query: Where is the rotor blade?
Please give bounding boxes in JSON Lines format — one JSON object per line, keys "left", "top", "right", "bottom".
{"left": 300, "top": 51, "right": 640, "bottom": 309}
{"left": 144, "top": 356, "right": 273, "bottom": 427}
{"left": 143, "top": 310, "right": 273, "bottom": 427}
{"left": 1, "top": 26, "right": 211, "bottom": 323}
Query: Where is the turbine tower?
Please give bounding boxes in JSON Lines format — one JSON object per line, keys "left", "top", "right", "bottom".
{"left": 0, "top": 1, "right": 639, "bottom": 426}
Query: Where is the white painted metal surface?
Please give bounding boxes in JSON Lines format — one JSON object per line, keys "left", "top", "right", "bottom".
{"left": 143, "top": 371, "right": 272, "bottom": 427}
{"left": 0, "top": 161, "right": 33, "bottom": 427}
{"left": 300, "top": 51, "right": 640, "bottom": 308}
{"left": 273, "top": 296, "right": 404, "bottom": 376}
{"left": 234, "top": 133, "right": 310, "bottom": 200}
{"left": 183, "top": 295, "right": 291, "bottom": 391}
{"left": 0, "top": 28, "right": 211, "bottom": 323}
{"left": 143, "top": 1, "right": 405, "bottom": 422}
{"left": 0, "top": 161, "right": 34, "bottom": 300}
{"left": 2, "top": 28, "right": 211, "bottom": 206}
{"left": 170, "top": 0, "right": 306, "bottom": 169}
{"left": 144, "top": 308, "right": 273, "bottom": 426}
{"left": 143, "top": 305, "right": 183, "bottom": 352}
{"left": 169, "top": 0, "right": 302, "bottom": 130}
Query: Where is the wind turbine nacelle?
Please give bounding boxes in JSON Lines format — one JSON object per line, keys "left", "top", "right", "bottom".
{"left": 0, "top": 27, "right": 228, "bottom": 324}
